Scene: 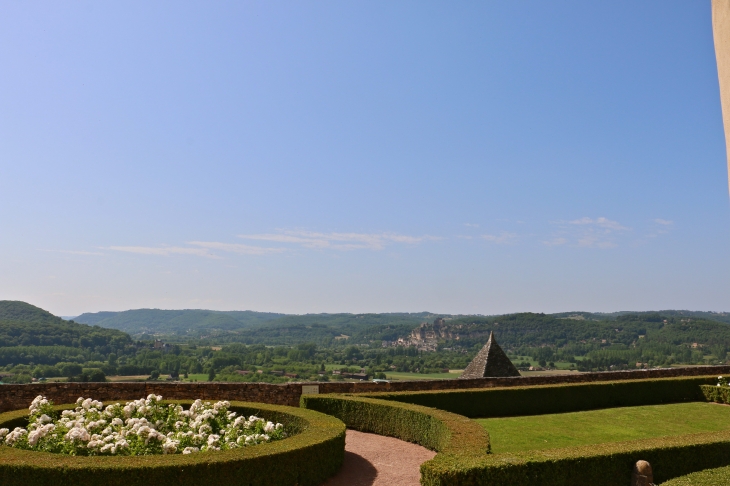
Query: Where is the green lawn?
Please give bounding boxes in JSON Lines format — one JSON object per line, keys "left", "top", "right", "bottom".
{"left": 385, "top": 371, "right": 459, "bottom": 380}
{"left": 179, "top": 374, "right": 210, "bottom": 382}
{"left": 663, "top": 465, "right": 730, "bottom": 485}
{"left": 476, "top": 402, "right": 730, "bottom": 453}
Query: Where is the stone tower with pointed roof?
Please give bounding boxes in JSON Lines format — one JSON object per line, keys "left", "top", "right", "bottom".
{"left": 460, "top": 331, "right": 520, "bottom": 379}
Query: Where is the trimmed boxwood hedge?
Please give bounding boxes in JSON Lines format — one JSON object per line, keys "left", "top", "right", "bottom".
{"left": 700, "top": 384, "right": 730, "bottom": 404}
{"left": 357, "top": 376, "right": 717, "bottom": 418}
{"left": 302, "top": 392, "right": 730, "bottom": 486}
{"left": 0, "top": 400, "right": 345, "bottom": 486}
{"left": 300, "top": 393, "right": 489, "bottom": 454}
{"left": 661, "top": 465, "right": 730, "bottom": 485}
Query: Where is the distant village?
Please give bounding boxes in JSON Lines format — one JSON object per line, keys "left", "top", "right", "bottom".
{"left": 382, "top": 318, "right": 459, "bottom": 352}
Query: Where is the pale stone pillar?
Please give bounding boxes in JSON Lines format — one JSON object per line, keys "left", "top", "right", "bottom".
{"left": 713, "top": 0, "right": 730, "bottom": 193}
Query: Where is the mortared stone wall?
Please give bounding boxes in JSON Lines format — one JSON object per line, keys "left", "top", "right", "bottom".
{"left": 2, "top": 365, "right": 730, "bottom": 412}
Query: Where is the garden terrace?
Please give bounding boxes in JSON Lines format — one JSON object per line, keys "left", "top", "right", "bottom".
{"left": 302, "top": 376, "right": 730, "bottom": 485}
{"left": 0, "top": 400, "right": 345, "bottom": 486}
{"left": 356, "top": 375, "right": 719, "bottom": 417}
{"left": 2, "top": 365, "right": 729, "bottom": 412}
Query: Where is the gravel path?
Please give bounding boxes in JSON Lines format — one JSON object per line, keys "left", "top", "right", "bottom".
{"left": 322, "top": 429, "right": 437, "bottom": 486}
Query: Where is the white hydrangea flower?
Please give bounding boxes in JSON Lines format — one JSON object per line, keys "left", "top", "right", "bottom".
{"left": 5, "top": 428, "right": 28, "bottom": 446}
{"left": 6, "top": 395, "right": 285, "bottom": 456}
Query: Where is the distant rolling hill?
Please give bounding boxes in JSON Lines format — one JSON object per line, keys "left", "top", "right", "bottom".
{"left": 73, "top": 309, "right": 288, "bottom": 337}
{"left": 71, "top": 305, "right": 730, "bottom": 351}
{"left": 550, "top": 310, "right": 730, "bottom": 325}
{"left": 0, "top": 301, "right": 134, "bottom": 366}
{"left": 74, "top": 308, "right": 433, "bottom": 344}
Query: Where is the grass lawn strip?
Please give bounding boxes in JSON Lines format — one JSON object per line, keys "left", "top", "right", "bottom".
{"left": 662, "top": 465, "right": 730, "bottom": 485}
{"left": 477, "top": 402, "right": 730, "bottom": 453}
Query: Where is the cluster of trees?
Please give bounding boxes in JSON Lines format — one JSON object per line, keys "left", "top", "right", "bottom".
{"left": 0, "top": 339, "right": 473, "bottom": 384}
{"left": 74, "top": 309, "right": 432, "bottom": 345}
{"left": 3, "top": 302, "right": 730, "bottom": 384}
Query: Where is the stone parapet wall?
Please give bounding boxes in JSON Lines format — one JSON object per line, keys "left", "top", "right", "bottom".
{"left": 2, "top": 365, "right": 729, "bottom": 412}
{"left": 0, "top": 382, "right": 301, "bottom": 412}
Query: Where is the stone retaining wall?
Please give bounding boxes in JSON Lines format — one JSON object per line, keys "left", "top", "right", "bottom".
{"left": 2, "top": 365, "right": 729, "bottom": 412}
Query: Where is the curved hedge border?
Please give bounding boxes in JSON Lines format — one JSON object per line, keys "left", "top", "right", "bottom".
{"left": 661, "top": 465, "right": 730, "bottom": 485}
{"left": 0, "top": 400, "right": 345, "bottom": 486}
{"left": 302, "top": 393, "right": 730, "bottom": 486}
{"left": 356, "top": 376, "right": 717, "bottom": 418}
{"left": 700, "top": 384, "right": 730, "bottom": 404}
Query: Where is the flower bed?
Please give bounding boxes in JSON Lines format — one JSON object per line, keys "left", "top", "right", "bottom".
{"left": 0, "top": 398, "right": 345, "bottom": 486}
{"left": 0, "top": 395, "right": 286, "bottom": 456}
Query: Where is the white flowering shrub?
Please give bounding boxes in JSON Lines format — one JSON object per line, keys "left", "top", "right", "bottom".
{"left": 718, "top": 376, "right": 729, "bottom": 387}
{"left": 0, "top": 395, "right": 286, "bottom": 456}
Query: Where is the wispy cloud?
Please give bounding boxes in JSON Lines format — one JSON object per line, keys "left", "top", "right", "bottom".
{"left": 547, "top": 216, "right": 630, "bottom": 249}
{"left": 108, "top": 246, "right": 220, "bottom": 258}
{"left": 463, "top": 223, "right": 480, "bottom": 228}
{"left": 576, "top": 235, "right": 618, "bottom": 249}
{"left": 237, "top": 230, "right": 438, "bottom": 251}
{"left": 40, "top": 249, "right": 105, "bottom": 256}
{"left": 480, "top": 232, "right": 518, "bottom": 244}
{"left": 644, "top": 218, "right": 674, "bottom": 239}
{"left": 103, "top": 230, "right": 435, "bottom": 258}
{"left": 542, "top": 237, "right": 568, "bottom": 246}
{"left": 567, "top": 217, "right": 629, "bottom": 231}
{"left": 188, "top": 241, "right": 285, "bottom": 255}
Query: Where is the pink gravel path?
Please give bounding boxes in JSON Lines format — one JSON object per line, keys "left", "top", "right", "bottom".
{"left": 322, "top": 429, "right": 437, "bottom": 486}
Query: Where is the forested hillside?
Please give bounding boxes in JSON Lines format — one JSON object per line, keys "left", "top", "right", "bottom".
{"left": 4, "top": 301, "right": 730, "bottom": 385}
{"left": 0, "top": 301, "right": 133, "bottom": 352}
{"left": 73, "top": 309, "right": 288, "bottom": 336}
{"left": 76, "top": 308, "right": 431, "bottom": 344}
{"left": 0, "top": 301, "right": 136, "bottom": 382}
{"left": 434, "top": 312, "right": 730, "bottom": 371}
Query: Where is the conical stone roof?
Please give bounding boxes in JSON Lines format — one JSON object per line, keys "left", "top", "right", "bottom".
{"left": 459, "top": 331, "right": 520, "bottom": 379}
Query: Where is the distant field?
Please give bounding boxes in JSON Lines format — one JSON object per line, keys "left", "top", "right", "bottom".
{"left": 107, "top": 375, "right": 148, "bottom": 382}
{"left": 107, "top": 374, "right": 211, "bottom": 383}
{"left": 385, "top": 371, "right": 461, "bottom": 380}
{"left": 179, "top": 374, "right": 209, "bottom": 382}
{"left": 518, "top": 369, "right": 582, "bottom": 377}
{"left": 476, "top": 402, "right": 730, "bottom": 453}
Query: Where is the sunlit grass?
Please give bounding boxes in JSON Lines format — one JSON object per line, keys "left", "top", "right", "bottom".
{"left": 476, "top": 402, "right": 730, "bottom": 453}
{"left": 385, "top": 371, "right": 459, "bottom": 380}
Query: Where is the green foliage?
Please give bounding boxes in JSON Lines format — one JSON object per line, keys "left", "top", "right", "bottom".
{"left": 300, "top": 393, "right": 488, "bottom": 468}
{"left": 662, "top": 465, "right": 730, "bottom": 485}
{"left": 0, "top": 302, "right": 133, "bottom": 367}
{"left": 68, "top": 368, "right": 106, "bottom": 382}
{"left": 75, "top": 308, "right": 430, "bottom": 344}
{"left": 73, "top": 309, "right": 288, "bottom": 337}
{"left": 5, "top": 300, "right": 730, "bottom": 383}
{"left": 699, "top": 384, "right": 730, "bottom": 404}
{"left": 302, "top": 392, "right": 730, "bottom": 486}
{"left": 0, "top": 301, "right": 64, "bottom": 324}
{"left": 0, "top": 401, "right": 345, "bottom": 486}
{"left": 41, "top": 303, "right": 730, "bottom": 374}
{"left": 360, "top": 376, "right": 716, "bottom": 418}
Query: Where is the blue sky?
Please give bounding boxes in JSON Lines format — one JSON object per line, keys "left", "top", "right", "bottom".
{"left": 1, "top": 1, "right": 729, "bottom": 316}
